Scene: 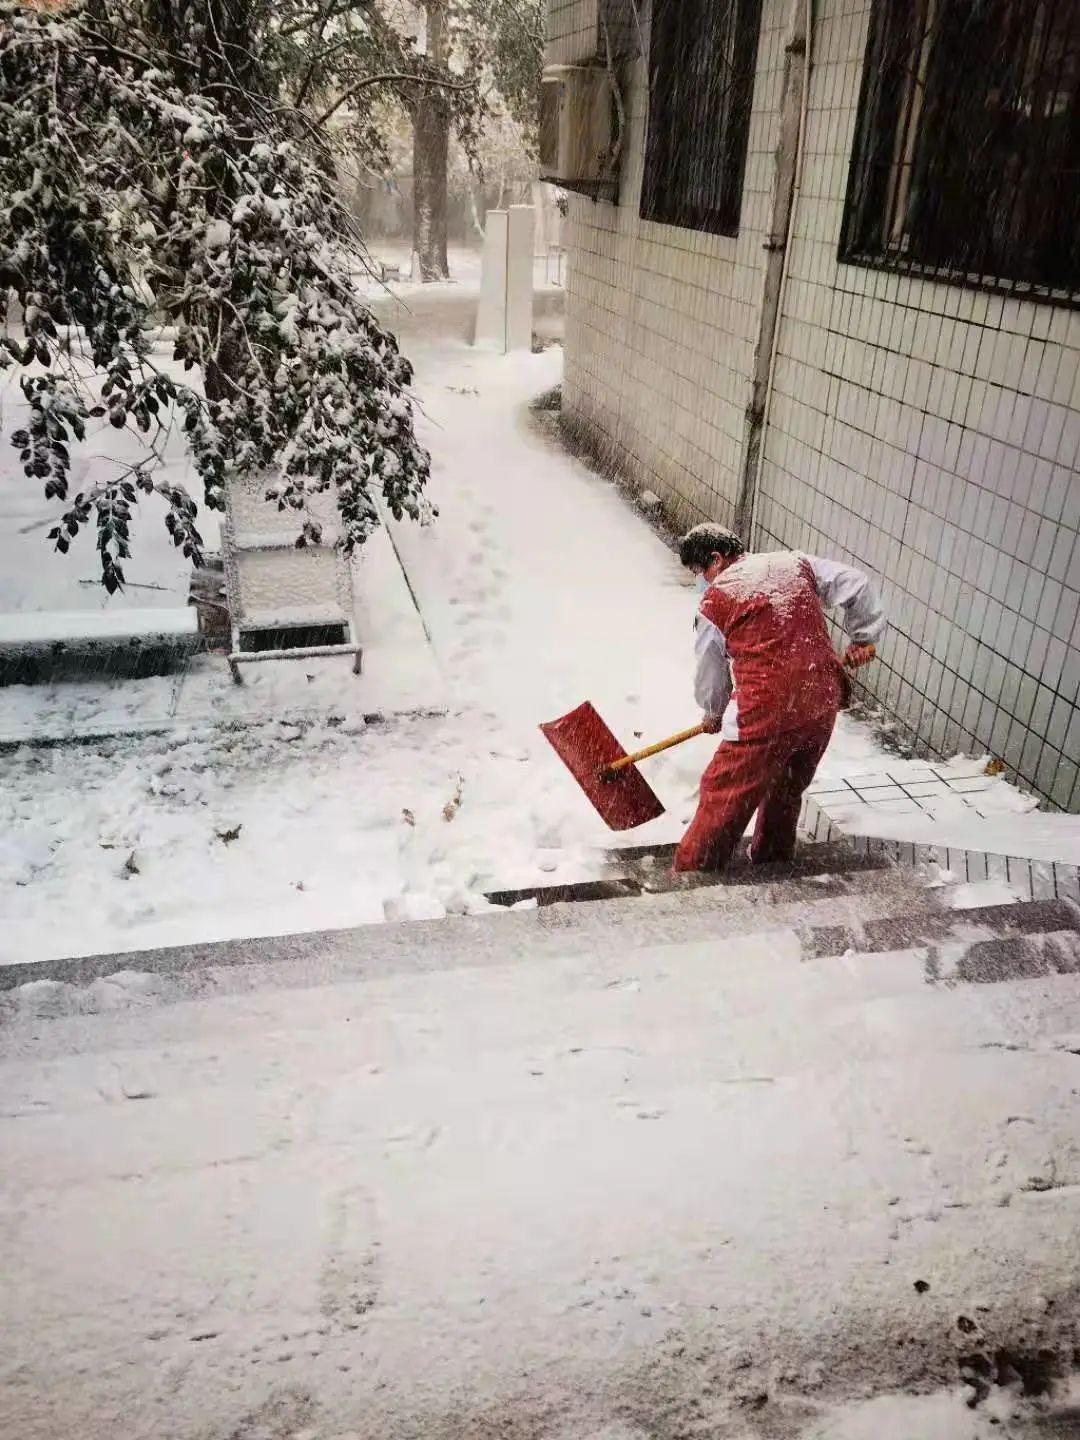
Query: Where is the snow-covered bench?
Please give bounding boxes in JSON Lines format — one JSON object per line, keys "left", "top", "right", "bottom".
{"left": 0, "top": 607, "right": 200, "bottom": 684}
{"left": 228, "top": 601, "right": 362, "bottom": 683}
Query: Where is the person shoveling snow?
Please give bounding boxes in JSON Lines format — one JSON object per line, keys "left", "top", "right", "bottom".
{"left": 674, "top": 523, "right": 886, "bottom": 873}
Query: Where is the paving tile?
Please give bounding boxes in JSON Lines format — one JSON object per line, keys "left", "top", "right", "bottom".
{"left": 902, "top": 789, "right": 950, "bottom": 806}
{"left": 944, "top": 776, "right": 998, "bottom": 793}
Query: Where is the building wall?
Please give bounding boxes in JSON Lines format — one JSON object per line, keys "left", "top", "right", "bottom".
{"left": 553, "top": 0, "right": 1080, "bottom": 811}
{"left": 560, "top": 0, "right": 786, "bottom": 533}
{"left": 547, "top": 0, "right": 601, "bottom": 65}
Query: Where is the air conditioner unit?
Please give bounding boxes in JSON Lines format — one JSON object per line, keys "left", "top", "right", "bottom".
{"left": 539, "top": 65, "right": 615, "bottom": 190}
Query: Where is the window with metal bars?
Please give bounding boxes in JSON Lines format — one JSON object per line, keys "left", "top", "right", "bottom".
{"left": 640, "top": 0, "right": 763, "bottom": 236}
{"left": 841, "top": 0, "right": 1080, "bottom": 302}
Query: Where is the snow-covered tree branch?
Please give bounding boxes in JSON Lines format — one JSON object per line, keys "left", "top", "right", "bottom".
{"left": 0, "top": 0, "right": 432, "bottom": 592}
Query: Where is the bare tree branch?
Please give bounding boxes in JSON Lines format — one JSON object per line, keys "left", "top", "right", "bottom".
{"left": 293, "top": 34, "right": 352, "bottom": 106}
{"left": 313, "top": 69, "right": 478, "bottom": 128}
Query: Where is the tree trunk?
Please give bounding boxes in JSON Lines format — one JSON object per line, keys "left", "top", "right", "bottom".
{"left": 413, "top": 103, "right": 451, "bottom": 280}
{"left": 412, "top": 1, "right": 451, "bottom": 282}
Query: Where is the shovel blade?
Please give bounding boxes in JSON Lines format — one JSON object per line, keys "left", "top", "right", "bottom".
{"left": 540, "top": 701, "right": 666, "bottom": 831}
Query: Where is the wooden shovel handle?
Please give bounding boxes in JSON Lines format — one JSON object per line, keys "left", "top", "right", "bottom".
{"left": 604, "top": 723, "right": 706, "bottom": 777}
{"left": 603, "top": 643, "right": 874, "bottom": 779}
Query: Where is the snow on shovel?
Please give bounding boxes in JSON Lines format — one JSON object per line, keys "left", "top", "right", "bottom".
{"left": 539, "top": 702, "right": 704, "bottom": 831}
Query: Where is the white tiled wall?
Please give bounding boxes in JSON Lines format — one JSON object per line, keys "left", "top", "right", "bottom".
{"left": 550, "top": 0, "right": 1080, "bottom": 812}
{"left": 558, "top": 0, "right": 788, "bottom": 532}
{"left": 546, "top": 0, "right": 599, "bottom": 64}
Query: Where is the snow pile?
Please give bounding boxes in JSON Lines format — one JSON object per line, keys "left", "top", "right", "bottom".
{"left": 1, "top": 715, "right": 565, "bottom": 961}
{"left": 803, "top": 1385, "right": 1057, "bottom": 1439}
{"left": 12, "top": 969, "right": 176, "bottom": 1019}
{"left": 0, "top": 335, "right": 217, "bottom": 622}
{"left": 940, "top": 880, "right": 1028, "bottom": 910}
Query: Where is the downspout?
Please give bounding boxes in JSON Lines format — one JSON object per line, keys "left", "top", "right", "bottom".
{"left": 734, "top": 0, "right": 814, "bottom": 540}
{"left": 600, "top": 10, "right": 627, "bottom": 180}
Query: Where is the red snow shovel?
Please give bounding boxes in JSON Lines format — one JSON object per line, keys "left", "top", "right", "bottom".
{"left": 540, "top": 702, "right": 705, "bottom": 831}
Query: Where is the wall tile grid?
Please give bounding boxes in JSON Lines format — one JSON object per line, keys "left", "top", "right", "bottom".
{"left": 561, "top": 0, "right": 791, "bottom": 533}
{"left": 550, "top": 0, "right": 1080, "bottom": 812}
{"left": 752, "top": 0, "right": 1080, "bottom": 811}
{"left": 546, "top": 0, "right": 599, "bottom": 64}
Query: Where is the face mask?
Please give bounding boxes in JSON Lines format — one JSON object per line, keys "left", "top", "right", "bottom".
{"left": 696, "top": 575, "right": 709, "bottom": 595}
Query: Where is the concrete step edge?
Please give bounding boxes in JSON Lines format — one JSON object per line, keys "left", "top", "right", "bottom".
{"left": 935, "top": 928, "right": 1080, "bottom": 986}
{"left": 489, "top": 841, "right": 904, "bottom": 910}
{"left": 0, "top": 873, "right": 933, "bottom": 994}
{"left": 804, "top": 897, "right": 1080, "bottom": 960}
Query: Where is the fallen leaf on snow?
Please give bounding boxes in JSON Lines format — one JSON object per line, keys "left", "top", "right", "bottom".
{"left": 442, "top": 774, "right": 465, "bottom": 822}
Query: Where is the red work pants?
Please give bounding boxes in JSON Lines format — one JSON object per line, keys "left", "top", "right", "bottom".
{"left": 673, "top": 716, "right": 836, "bottom": 873}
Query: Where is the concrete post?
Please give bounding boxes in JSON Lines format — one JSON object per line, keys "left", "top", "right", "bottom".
{"left": 505, "top": 205, "right": 535, "bottom": 353}
{"left": 475, "top": 206, "right": 535, "bottom": 354}
{"left": 475, "top": 210, "right": 508, "bottom": 350}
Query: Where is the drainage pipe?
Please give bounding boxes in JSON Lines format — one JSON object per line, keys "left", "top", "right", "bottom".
{"left": 734, "top": 0, "right": 814, "bottom": 540}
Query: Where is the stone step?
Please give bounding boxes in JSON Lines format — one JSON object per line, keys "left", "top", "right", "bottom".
{"left": 486, "top": 840, "right": 897, "bottom": 909}
{"left": 0, "top": 854, "right": 930, "bottom": 995}
{"left": 8, "top": 874, "right": 1074, "bottom": 1007}
{"left": 607, "top": 838, "right": 896, "bottom": 881}
{"left": 803, "top": 897, "right": 1080, "bottom": 960}
{"left": 944, "top": 929, "right": 1080, "bottom": 985}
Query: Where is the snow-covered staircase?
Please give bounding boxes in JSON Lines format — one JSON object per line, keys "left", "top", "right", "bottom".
{"left": 482, "top": 841, "right": 1079, "bottom": 978}
{"left": 5, "top": 830, "right": 1080, "bottom": 1440}
{"left": 3, "top": 838, "right": 1076, "bottom": 996}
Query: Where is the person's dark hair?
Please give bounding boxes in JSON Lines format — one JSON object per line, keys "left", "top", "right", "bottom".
{"left": 678, "top": 523, "right": 746, "bottom": 570}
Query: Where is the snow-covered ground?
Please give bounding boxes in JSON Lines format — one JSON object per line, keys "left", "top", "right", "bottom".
{"left": 5, "top": 260, "right": 1080, "bottom": 1440}
{"left": 3, "top": 885, "right": 1080, "bottom": 1439}
{"left": 0, "top": 273, "right": 1015, "bottom": 965}
{"left": 0, "top": 336, "right": 220, "bottom": 621}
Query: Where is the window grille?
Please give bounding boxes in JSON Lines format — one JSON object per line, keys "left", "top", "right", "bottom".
{"left": 640, "top": 0, "right": 763, "bottom": 237}
{"left": 842, "top": 0, "right": 1080, "bottom": 303}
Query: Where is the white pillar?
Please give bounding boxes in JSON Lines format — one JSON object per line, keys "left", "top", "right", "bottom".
{"left": 474, "top": 210, "right": 509, "bottom": 350}
{"left": 505, "top": 205, "right": 535, "bottom": 353}
{"left": 474, "top": 206, "right": 535, "bottom": 354}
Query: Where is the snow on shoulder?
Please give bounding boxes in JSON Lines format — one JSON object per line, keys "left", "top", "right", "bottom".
{"left": 716, "top": 550, "right": 807, "bottom": 618}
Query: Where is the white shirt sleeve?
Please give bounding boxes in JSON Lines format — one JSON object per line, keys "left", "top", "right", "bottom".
{"left": 693, "top": 614, "right": 733, "bottom": 717}
{"left": 807, "top": 556, "right": 887, "bottom": 645}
